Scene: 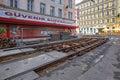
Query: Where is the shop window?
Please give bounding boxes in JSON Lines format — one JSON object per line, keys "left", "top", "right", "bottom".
{"left": 90, "top": 28, "right": 93, "bottom": 32}
{"left": 10, "top": 26, "right": 21, "bottom": 38}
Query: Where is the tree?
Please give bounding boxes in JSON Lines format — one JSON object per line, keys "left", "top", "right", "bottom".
{"left": 91, "top": 0, "right": 95, "bottom": 2}
{"left": 117, "top": 14, "right": 120, "bottom": 18}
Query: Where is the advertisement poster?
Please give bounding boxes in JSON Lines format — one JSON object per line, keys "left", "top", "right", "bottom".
{"left": 0, "top": 27, "right": 7, "bottom": 38}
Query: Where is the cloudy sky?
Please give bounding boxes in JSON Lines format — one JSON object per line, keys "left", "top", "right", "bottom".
{"left": 75, "top": 0, "right": 82, "bottom": 4}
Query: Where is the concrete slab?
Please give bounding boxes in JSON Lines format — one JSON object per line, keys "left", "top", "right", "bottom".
{"left": 20, "top": 48, "right": 35, "bottom": 52}
{"left": 0, "top": 54, "right": 54, "bottom": 80}
{"left": 0, "top": 51, "right": 67, "bottom": 80}
{"left": 11, "top": 71, "right": 39, "bottom": 80}
{"left": 0, "top": 49, "right": 22, "bottom": 57}
{"left": 0, "top": 48, "right": 35, "bottom": 57}
{"left": 46, "top": 51, "right": 67, "bottom": 59}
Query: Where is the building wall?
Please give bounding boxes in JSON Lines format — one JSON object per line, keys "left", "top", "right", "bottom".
{"left": 0, "top": 0, "right": 76, "bottom": 38}
{"left": 76, "top": 0, "right": 118, "bottom": 35}
{"left": 64, "top": 0, "right": 75, "bottom": 20}
{"left": 117, "top": 0, "right": 120, "bottom": 14}
{"left": 0, "top": 0, "right": 4, "bottom": 4}
{"left": 1, "top": 0, "right": 75, "bottom": 20}
{"left": 1, "top": 0, "right": 63, "bottom": 17}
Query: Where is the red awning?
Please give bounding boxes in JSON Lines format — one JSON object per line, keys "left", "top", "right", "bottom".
{"left": 0, "top": 17, "right": 79, "bottom": 28}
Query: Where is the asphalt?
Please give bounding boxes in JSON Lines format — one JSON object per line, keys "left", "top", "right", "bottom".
{"left": 37, "top": 37, "right": 120, "bottom": 80}
{"left": 75, "top": 38, "right": 120, "bottom": 80}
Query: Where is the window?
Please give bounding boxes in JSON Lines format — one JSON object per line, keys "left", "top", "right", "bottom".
{"left": 98, "top": 6, "right": 99, "bottom": 10}
{"left": 107, "top": 19, "right": 109, "bottom": 23}
{"left": 112, "top": 18, "right": 115, "bottom": 22}
{"left": 68, "top": 0, "right": 72, "bottom": 8}
{"left": 102, "top": 12, "right": 104, "bottom": 17}
{"left": 106, "top": 11, "right": 109, "bottom": 16}
{"left": 90, "top": 2, "right": 91, "bottom": 5}
{"left": 112, "top": 1, "right": 115, "bottom": 6}
{"left": 98, "top": 20, "right": 99, "bottom": 24}
{"left": 27, "top": 0, "right": 34, "bottom": 11}
{"left": 106, "top": 3, "right": 109, "bottom": 8}
{"left": 102, "top": 4, "right": 104, "bottom": 9}
{"left": 68, "top": 12, "right": 72, "bottom": 19}
{"left": 86, "top": 3, "right": 88, "bottom": 7}
{"left": 99, "top": 0, "right": 102, "bottom": 2}
{"left": 50, "top": 6, "right": 55, "bottom": 16}
{"left": 97, "top": 0, "right": 99, "bottom": 3}
{"left": 58, "top": 9, "right": 62, "bottom": 18}
{"left": 112, "top": 10, "right": 115, "bottom": 15}
{"left": 58, "top": 0, "right": 62, "bottom": 4}
{"left": 10, "top": 0, "right": 18, "bottom": 8}
{"left": 98, "top": 13, "right": 100, "bottom": 17}
{"left": 102, "top": 20, "right": 104, "bottom": 23}
{"left": 94, "top": 21, "right": 96, "bottom": 24}
{"left": 40, "top": 3, "right": 46, "bottom": 14}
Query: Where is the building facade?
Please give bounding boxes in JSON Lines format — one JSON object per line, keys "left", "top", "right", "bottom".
{"left": 0, "top": 0, "right": 77, "bottom": 39}
{"left": 64, "top": 0, "right": 75, "bottom": 20}
{"left": 76, "top": 0, "right": 120, "bottom": 35}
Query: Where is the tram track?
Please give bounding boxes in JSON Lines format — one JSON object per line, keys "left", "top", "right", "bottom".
{"left": 0, "top": 37, "right": 109, "bottom": 79}
{"left": 34, "top": 38, "right": 108, "bottom": 75}
{"left": 0, "top": 38, "right": 96, "bottom": 63}
{"left": 0, "top": 38, "right": 108, "bottom": 64}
